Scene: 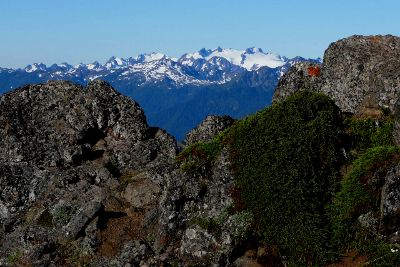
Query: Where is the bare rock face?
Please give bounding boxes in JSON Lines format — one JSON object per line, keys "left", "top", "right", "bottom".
{"left": 380, "top": 163, "right": 400, "bottom": 241}
{"left": 183, "top": 115, "right": 236, "bottom": 146}
{"left": 0, "top": 80, "right": 248, "bottom": 266}
{"left": 319, "top": 35, "right": 400, "bottom": 114}
{"left": 0, "top": 80, "right": 178, "bottom": 265}
{"left": 272, "top": 35, "right": 400, "bottom": 116}
{"left": 154, "top": 146, "right": 247, "bottom": 266}
{"left": 123, "top": 176, "right": 161, "bottom": 209}
{"left": 272, "top": 61, "right": 321, "bottom": 105}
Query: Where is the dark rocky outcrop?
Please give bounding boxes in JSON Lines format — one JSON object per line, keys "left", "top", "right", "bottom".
{"left": 183, "top": 115, "right": 236, "bottom": 146}
{"left": 271, "top": 61, "right": 321, "bottom": 105}
{"left": 0, "top": 80, "right": 179, "bottom": 266}
{"left": 380, "top": 163, "right": 400, "bottom": 241}
{"left": 0, "top": 80, "right": 248, "bottom": 266}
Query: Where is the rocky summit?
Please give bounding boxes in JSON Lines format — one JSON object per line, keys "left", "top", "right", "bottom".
{"left": 272, "top": 34, "right": 400, "bottom": 116}
{"left": 2, "top": 34, "right": 400, "bottom": 266}
{"left": 0, "top": 80, "right": 244, "bottom": 266}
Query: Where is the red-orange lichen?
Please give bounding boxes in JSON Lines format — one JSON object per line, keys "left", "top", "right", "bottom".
{"left": 308, "top": 67, "right": 320, "bottom": 77}
{"left": 370, "top": 37, "right": 381, "bottom": 42}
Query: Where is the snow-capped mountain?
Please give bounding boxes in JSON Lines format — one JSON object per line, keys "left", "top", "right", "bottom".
{"left": 179, "top": 47, "right": 288, "bottom": 70}
{"left": 1, "top": 47, "right": 321, "bottom": 90}
{"left": 0, "top": 47, "right": 321, "bottom": 141}
{"left": 24, "top": 63, "right": 47, "bottom": 72}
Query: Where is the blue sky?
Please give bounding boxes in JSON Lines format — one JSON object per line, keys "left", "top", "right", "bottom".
{"left": 1, "top": 0, "right": 399, "bottom": 69}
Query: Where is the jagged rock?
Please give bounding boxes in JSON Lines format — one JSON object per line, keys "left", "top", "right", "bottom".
{"left": 272, "top": 61, "right": 321, "bottom": 105}
{"left": 183, "top": 115, "right": 236, "bottom": 146}
{"left": 107, "top": 240, "right": 154, "bottom": 266}
{"left": 148, "top": 145, "right": 247, "bottom": 265}
{"left": 233, "top": 247, "right": 285, "bottom": 267}
{"left": 272, "top": 35, "right": 400, "bottom": 116}
{"left": 319, "top": 35, "right": 400, "bottom": 114}
{"left": 22, "top": 241, "right": 55, "bottom": 266}
{"left": 0, "top": 80, "right": 178, "bottom": 265}
{"left": 180, "top": 225, "right": 220, "bottom": 264}
{"left": 380, "top": 163, "right": 400, "bottom": 240}
{"left": 124, "top": 177, "right": 161, "bottom": 209}
{"left": 0, "top": 80, "right": 177, "bottom": 172}
{"left": 393, "top": 96, "right": 400, "bottom": 145}
{"left": 67, "top": 201, "right": 102, "bottom": 239}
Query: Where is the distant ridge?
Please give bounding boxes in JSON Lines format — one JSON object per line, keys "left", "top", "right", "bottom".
{"left": 0, "top": 47, "right": 321, "bottom": 140}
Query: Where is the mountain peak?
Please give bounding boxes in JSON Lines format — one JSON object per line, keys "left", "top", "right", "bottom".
{"left": 106, "top": 56, "right": 117, "bottom": 63}
{"left": 245, "top": 47, "right": 263, "bottom": 54}
{"left": 198, "top": 48, "right": 212, "bottom": 57}
{"left": 180, "top": 47, "right": 287, "bottom": 70}
{"left": 24, "top": 63, "right": 47, "bottom": 72}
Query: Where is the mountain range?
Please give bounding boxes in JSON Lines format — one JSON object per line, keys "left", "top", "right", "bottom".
{"left": 0, "top": 47, "right": 321, "bottom": 140}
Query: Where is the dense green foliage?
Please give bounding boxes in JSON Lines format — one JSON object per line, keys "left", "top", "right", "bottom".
{"left": 226, "top": 91, "right": 344, "bottom": 266}
{"left": 175, "top": 137, "right": 225, "bottom": 175}
{"left": 344, "top": 116, "right": 394, "bottom": 151}
{"left": 330, "top": 146, "right": 400, "bottom": 265}
{"left": 176, "top": 91, "right": 400, "bottom": 266}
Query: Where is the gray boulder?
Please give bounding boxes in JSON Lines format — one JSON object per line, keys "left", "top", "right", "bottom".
{"left": 0, "top": 80, "right": 178, "bottom": 265}
{"left": 272, "top": 35, "right": 400, "bottom": 116}
{"left": 272, "top": 61, "right": 321, "bottom": 105}
{"left": 183, "top": 115, "right": 236, "bottom": 146}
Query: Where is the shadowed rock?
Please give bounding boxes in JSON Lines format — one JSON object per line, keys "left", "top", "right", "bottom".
{"left": 183, "top": 115, "right": 236, "bottom": 146}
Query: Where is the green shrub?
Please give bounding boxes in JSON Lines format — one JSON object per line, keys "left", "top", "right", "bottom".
{"left": 380, "top": 106, "right": 392, "bottom": 117}
{"left": 174, "top": 90, "right": 399, "bottom": 266}
{"left": 330, "top": 146, "right": 400, "bottom": 252}
{"left": 344, "top": 117, "right": 394, "bottom": 151}
{"left": 176, "top": 137, "right": 226, "bottom": 175}
{"left": 227, "top": 91, "right": 345, "bottom": 266}
{"left": 361, "top": 241, "right": 400, "bottom": 267}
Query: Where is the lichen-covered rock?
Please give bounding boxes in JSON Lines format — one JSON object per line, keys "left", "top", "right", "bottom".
{"left": 233, "top": 247, "right": 285, "bottom": 267}
{"left": 271, "top": 61, "right": 321, "bottom": 105}
{"left": 319, "top": 35, "right": 400, "bottom": 114}
{"left": 272, "top": 35, "right": 400, "bottom": 116}
{"left": 180, "top": 225, "right": 221, "bottom": 264}
{"left": 146, "top": 145, "right": 250, "bottom": 265}
{"left": 380, "top": 163, "right": 400, "bottom": 241}
{"left": 392, "top": 94, "right": 400, "bottom": 145}
{"left": 0, "top": 80, "right": 178, "bottom": 265}
{"left": 124, "top": 177, "right": 161, "bottom": 209}
{"left": 66, "top": 201, "right": 102, "bottom": 239}
{"left": 183, "top": 115, "right": 236, "bottom": 146}
{"left": 105, "top": 240, "right": 154, "bottom": 267}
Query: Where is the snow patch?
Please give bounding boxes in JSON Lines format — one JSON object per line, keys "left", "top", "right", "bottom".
{"left": 182, "top": 47, "right": 287, "bottom": 70}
